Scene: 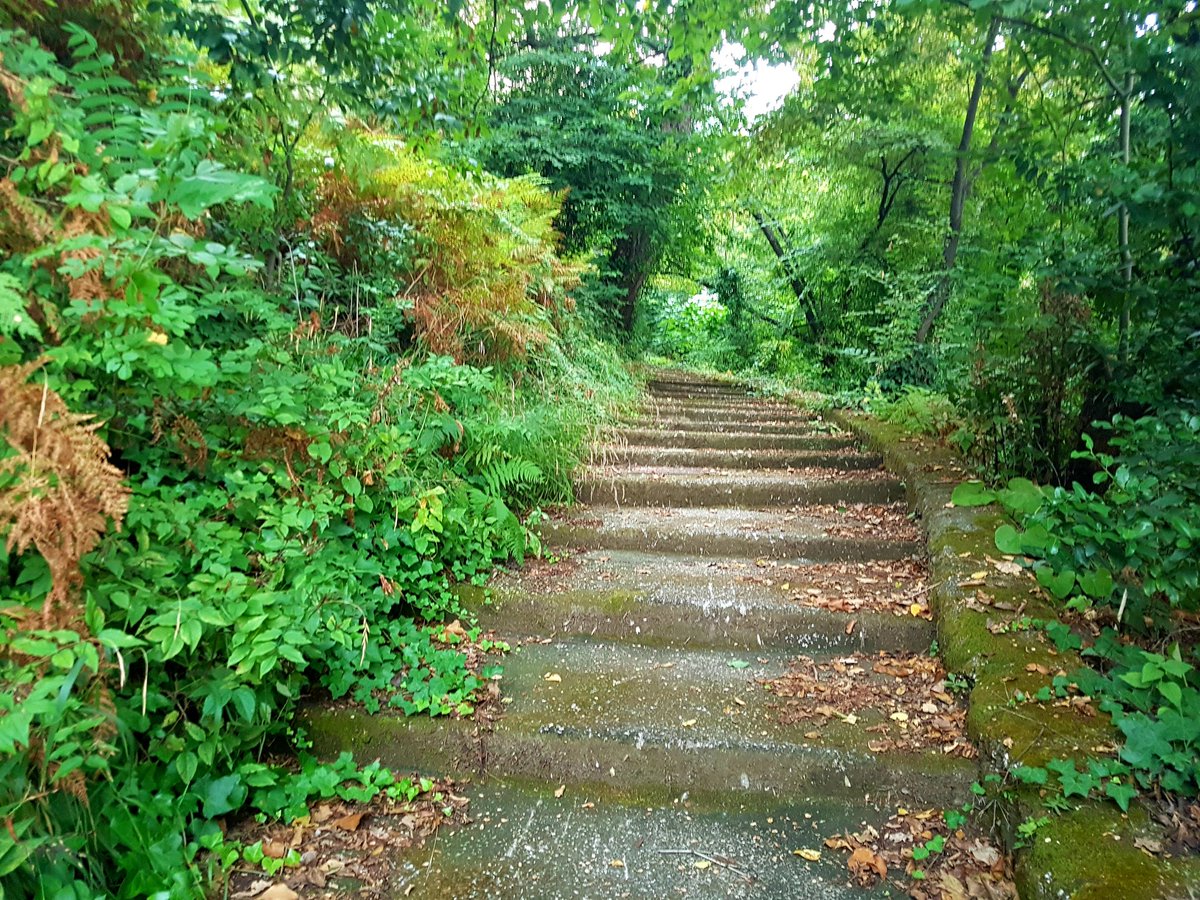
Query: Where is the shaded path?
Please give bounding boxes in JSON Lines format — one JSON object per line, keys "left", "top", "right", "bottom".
{"left": 311, "top": 373, "right": 997, "bottom": 896}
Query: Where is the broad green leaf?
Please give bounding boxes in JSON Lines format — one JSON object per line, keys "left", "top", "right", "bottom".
{"left": 994, "top": 524, "right": 1022, "bottom": 555}
{"left": 950, "top": 481, "right": 996, "bottom": 507}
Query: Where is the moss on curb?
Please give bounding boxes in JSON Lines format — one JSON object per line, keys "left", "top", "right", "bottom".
{"left": 828, "top": 410, "right": 1200, "bottom": 899}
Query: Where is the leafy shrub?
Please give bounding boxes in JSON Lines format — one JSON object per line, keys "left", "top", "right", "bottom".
{"left": 977, "top": 410, "right": 1200, "bottom": 626}
{"left": 951, "top": 284, "right": 1110, "bottom": 483}
{"left": 0, "top": 25, "right": 628, "bottom": 897}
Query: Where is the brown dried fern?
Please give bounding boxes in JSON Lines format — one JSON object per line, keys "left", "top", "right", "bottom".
{"left": 0, "top": 360, "right": 129, "bottom": 626}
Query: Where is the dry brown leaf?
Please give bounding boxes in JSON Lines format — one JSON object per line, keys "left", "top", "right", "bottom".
{"left": 847, "top": 846, "right": 887, "bottom": 883}
{"left": 554, "top": 785, "right": 566, "bottom": 798}
{"left": 331, "top": 812, "right": 363, "bottom": 832}
{"left": 255, "top": 886, "right": 299, "bottom": 900}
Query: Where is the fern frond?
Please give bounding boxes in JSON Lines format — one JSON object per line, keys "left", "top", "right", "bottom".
{"left": 0, "top": 359, "right": 129, "bottom": 623}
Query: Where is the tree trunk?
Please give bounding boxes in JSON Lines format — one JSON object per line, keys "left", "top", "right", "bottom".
{"left": 751, "top": 210, "right": 822, "bottom": 340}
{"left": 914, "top": 16, "right": 1001, "bottom": 344}
{"left": 1117, "top": 69, "right": 1134, "bottom": 362}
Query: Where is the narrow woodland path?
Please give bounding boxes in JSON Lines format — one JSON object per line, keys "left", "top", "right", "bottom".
{"left": 312, "top": 373, "right": 1009, "bottom": 897}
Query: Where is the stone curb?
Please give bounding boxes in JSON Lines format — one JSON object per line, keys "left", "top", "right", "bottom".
{"left": 829, "top": 410, "right": 1200, "bottom": 900}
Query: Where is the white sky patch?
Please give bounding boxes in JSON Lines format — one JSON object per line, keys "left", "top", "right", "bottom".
{"left": 714, "top": 42, "right": 800, "bottom": 122}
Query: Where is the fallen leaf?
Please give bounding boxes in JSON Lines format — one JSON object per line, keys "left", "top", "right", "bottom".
{"left": 993, "top": 560, "right": 1024, "bottom": 576}
{"left": 554, "top": 785, "right": 566, "bottom": 798}
{"left": 681, "top": 718, "right": 698, "bottom": 727}
{"left": 255, "top": 887, "right": 298, "bottom": 900}
{"left": 845, "top": 619, "right": 857, "bottom": 635}
{"left": 909, "top": 603, "right": 924, "bottom": 617}
{"left": 728, "top": 659, "right": 751, "bottom": 670}
{"left": 331, "top": 812, "right": 362, "bottom": 832}
{"left": 262, "top": 840, "right": 288, "bottom": 859}
{"left": 1134, "top": 836, "right": 1164, "bottom": 856}
{"left": 890, "top": 711, "right": 909, "bottom": 722}
{"left": 694, "top": 860, "right": 711, "bottom": 870}
{"left": 543, "top": 672, "right": 562, "bottom": 683}
{"left": 609, "top": 859, "right": 625, "bottom": 868}
{"left": 793, "top": 848, "right": 821, "bottom": 861}
{"left": 847, "top": 846, "right": 887, "bottom": 883}
{"left": 969, "top": 841, "right": 1002, "bottom": 866}
{"left": 438, "top": 619, "right": 468, "bottom": 643}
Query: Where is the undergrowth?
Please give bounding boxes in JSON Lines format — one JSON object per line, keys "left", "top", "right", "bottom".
{"left": 0, "top": 25, "right": 632, "bottom": 897}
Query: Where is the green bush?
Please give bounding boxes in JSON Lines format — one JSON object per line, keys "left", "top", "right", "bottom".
{"left": 0, "top": 25, "right": 629, "bottom": 897}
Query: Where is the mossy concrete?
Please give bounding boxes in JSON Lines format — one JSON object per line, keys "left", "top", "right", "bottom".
{"left": 459, "top": 549, "right": 934, "bottom": 655}
{"left": 574, "top": 469, "right": 905, "bottom": 507}
{"left": 600, "top": 445, "right": 885, "bottom": 471}
{"left": 303, "top": 639, "right": 977, "bottom": 806}
{"left": 616, "top": 428, "right": 859, "bottom": 451}
{"left": 829, "top": 410, "right": 1195, "bottom": 899}
{"left": 539, "top": 504, "right": 919, "bottom": 561}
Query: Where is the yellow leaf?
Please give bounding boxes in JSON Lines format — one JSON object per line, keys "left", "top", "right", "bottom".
{"left": 543, "top": 672, "right": 562, "bottom": 683}
{"left": 554, "top": 785, "right": 565, "bottom": 798}
{"left": 909, "top": 603, "right": 924, "bottom": 616}
{"left": 794, "top": 848, "right": 821, "bottom": 861}
{"left": 681, "top": 718, "right": 698, "bottom": 727}
{"left": 609, "top": 859, "right": 625, "bottom": 868}
{"left": 694, "top": 860, "right": 711, "bottom": 870}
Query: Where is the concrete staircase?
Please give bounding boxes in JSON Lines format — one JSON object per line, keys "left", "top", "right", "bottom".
{"left": 305, "top": 373, "right": 981, "bottom": 898}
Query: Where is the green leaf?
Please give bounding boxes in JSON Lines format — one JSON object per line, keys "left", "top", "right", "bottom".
{"left": 1104, "top": 780, "right": 1137, "bottom": 812}
{"left": 108, "top": 205, "right": 132, "bottom": 229}
{"left": 1157, "top": 681, "right": 1183, "bottom": 710}
{"left": 995, "top": 524, "right": 1023, "bottom": 555}
{"left": 199, "top": 774, "right": 247, "bottom": 818}
{"left": 1078, "top": 569, "right": 1114, "bottom": 600}
{"left": 1012, "top": 765, "right": 1048, "bottom": 785}
{"left": 727, "top": 659, "right": 751, "bottom": 670}
{"left": 951, "top": 481, "right": 996, "bottom": 507}
{"left": 1036, "top": 567, "right": 1075, "bottom": 599}
{"left": 166, "top": 161, "right": 276, "bottom": 218}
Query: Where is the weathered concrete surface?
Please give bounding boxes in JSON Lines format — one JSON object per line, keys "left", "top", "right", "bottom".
{"left": 621, "top": 416, "right": 835, "bottom": 435}
{"left": 385, "top": 781, "right": 928, "bottom": 899}
{"left": 574, "top": 469, "right": 904, "bottom": 507}
{"left": 462, "top": 550, "right": 933, "bottom": 654}
{"left": 305, "top": 640, "right": 973, "bottom": 804}
{"left": 597, "top": 445, "right": 885, "bottom": 471}
{"left": 616, "top": 428, "right": 858, "bottom": 451}
{"left": 539, "top": 505, "right": 919, "bottom": 561}
{"left": 830, "top": 411, "right": 1200, "bottom": 899}
{"left": 305, "top": 374, "right": 992, "bottom": 899}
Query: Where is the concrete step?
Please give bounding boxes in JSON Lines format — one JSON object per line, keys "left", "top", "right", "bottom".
{"left": 621, "top": 417, "right": 830, "bottom": 436}
{"left": 303, "top": 639, "right": 975, "bottom": 805}
{"left": 539, "top": 505, "right": 921, "bottom": 560}
{"left": 383, "top": 780, "right": 906, "bottom": 899}
{"left": 647, "top": 385, "right": 752, "bottom": 400}
{"left": 595, "top": 445, "right": 884, "bottom": 471}
{"left": 616, "top": 428, "right": 859, "bottom": 452}
{"left": 463, "top": 549, "right": 933, "bottom": 655}
{"left": 638, "top": 405, "right": 815, "bottom": 425}
{"left": 574, "top": 469, "right": 905, "bottom": 508}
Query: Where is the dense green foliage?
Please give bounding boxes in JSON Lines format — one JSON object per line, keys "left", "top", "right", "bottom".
{"left": 0, "top": 9, "right": 633, "bottom": 895}
{"left": 1, "top": 0, "right": 1197, "bottom": 891}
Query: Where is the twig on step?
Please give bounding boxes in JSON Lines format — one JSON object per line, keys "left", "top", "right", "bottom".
{"left": 657, "top": 848, "right": 755, "bottom": 881}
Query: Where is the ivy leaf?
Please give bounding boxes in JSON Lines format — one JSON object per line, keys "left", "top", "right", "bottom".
{"left": 1104, "top": 780, "right": 1137, "bottom": 812}
{"left": 1037, "top": 567, "right": 1076, "bottom": 599}
{"left": 198, "top": 773, "right": 247, "bottom": 818}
